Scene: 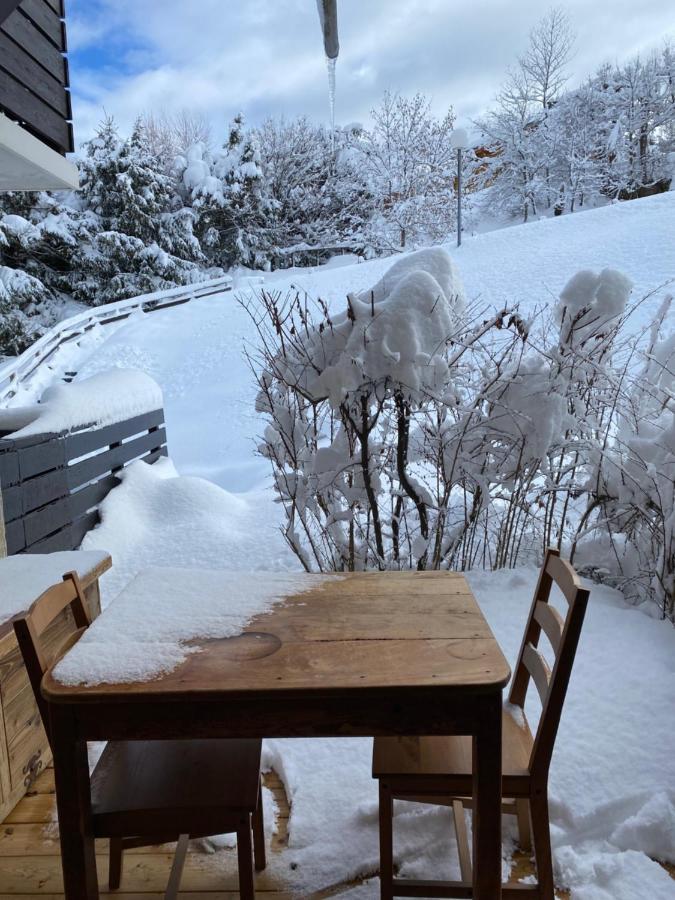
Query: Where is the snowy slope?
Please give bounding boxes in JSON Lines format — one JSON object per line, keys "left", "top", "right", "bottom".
{"left": 8, "top": 193, "right": 675, "bottom": 897}
{"left": 26, "top": 191, "right": 673, "bottom": 498}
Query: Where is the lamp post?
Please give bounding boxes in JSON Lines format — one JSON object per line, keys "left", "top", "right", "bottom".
{"left": 450, "top": 127, "right": 469, "bottom": 247}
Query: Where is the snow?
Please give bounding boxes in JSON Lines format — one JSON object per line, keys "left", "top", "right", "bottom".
{"left": 555, "top": 268, "right": 633, "bottom": 347}
{"left": 54, "top": 562, "right": 334, "bottom": 686}
{"left": 0, "top": 369, "right": 163, "bottom": 438}
{"left": 306, "top": 249, "right": 464, "bottom": 406}
{"left": 0, "top": 550, "right": 110, "bottom": 626}
{"left": 5, "top": 193, "right": 675, "bottom": 895}
{"left": 78, "top": 456, "right": 294, "bottom": 603}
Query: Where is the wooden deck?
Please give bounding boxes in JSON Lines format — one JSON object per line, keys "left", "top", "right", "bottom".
{"left": 0, "top": 763, "right": 671, "bottom": 898}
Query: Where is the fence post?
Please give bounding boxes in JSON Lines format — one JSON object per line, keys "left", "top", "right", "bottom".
{"left": 0, "top": 479, "right": 6, "bottom": 558}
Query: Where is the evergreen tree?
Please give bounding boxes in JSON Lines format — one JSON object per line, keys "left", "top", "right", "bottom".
{"left": 74, "top": 117, "right": 206, "bottom": 304}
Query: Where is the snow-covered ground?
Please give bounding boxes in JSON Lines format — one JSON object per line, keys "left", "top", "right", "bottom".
{"left": 6, "top": 194, "right": 675, "bottom": 897}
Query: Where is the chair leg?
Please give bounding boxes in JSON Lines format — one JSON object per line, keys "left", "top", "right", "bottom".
{"left": 516, "top": 798, "right": 532, "bottom": 852}
{"left": 237, "top": 814, "right": 255, "bottom": 900}
{"left": 164, "top": 833, "right": 189, "bottom": 900}
{"left": 452, "top": 799, "right": 472, "bottom": 882}
{"left": 530, "top": 791, "right": 555, "bottom": 900}
{"left": 378, "top": 781, "right": 394, "bottom": 900}
{"left": 252, "top": 776, "right": 266, "bottom": 871}
{"left": 108, "top": 837, "right": 123, "bottom": 889}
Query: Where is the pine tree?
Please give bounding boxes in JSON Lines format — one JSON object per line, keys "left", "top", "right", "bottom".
{"left": 220, "top": 114, "right": 271, "bottom": 268}
{"left": 74, "top": 117, "right": 206, "bottom": 304}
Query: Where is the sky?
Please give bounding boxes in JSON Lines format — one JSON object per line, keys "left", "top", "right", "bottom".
{"left": 67, "top": 0, "right": 675, "bottom": 146}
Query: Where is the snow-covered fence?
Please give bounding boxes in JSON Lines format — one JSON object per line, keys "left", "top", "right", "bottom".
{"left": 0, "top": 275, "right": 232, "bottom": 406}
{"left": 0, "top": 408, "right": 167, "bottom": 555}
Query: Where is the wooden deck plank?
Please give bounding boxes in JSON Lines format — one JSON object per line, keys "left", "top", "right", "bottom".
{"left": 0, "top": 766, "right": 670, "bottom": 898}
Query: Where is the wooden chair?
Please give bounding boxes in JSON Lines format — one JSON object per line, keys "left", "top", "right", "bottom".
{"left": 372, "top": 548, "right": 590, "bottom": 899}
{"left": 13, "top": 571, "right": 266, "bottom": 900}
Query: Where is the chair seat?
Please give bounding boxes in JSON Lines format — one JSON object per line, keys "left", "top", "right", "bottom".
{"left": 91, "top": 738, "right": 262, "bottom": 837}
{"left": 373, "top": 709, "right": 533, "bottom": 795}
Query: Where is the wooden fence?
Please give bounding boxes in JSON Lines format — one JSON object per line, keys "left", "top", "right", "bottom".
{"left": 0, "top": 409, "right": 166, "bottom": 554}
{"left": 0, "top": 275, "right": 232, "bottom": 406}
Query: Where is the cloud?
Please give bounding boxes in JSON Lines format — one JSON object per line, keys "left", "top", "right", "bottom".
{"left": 67, "top": 0, "right": 675, "bottom": 145}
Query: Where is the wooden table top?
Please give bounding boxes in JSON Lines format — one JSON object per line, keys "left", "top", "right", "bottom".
{"left": 42, "top": 570, "right": 511, "bottom": 704}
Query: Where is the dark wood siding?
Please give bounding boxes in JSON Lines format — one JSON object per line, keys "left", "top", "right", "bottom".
{"left": 0, "top": 409, "right": 168, "bottom": 555}
{"left": 0, "top": 0, "right": 73, "bottom": 154}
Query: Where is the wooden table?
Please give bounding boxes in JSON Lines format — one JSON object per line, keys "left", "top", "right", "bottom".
{"left": 42, "top": 570, "right": 511, "bottom": 899}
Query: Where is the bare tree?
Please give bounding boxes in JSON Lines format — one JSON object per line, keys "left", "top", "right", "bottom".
{"left": 141, "top": 110, "right": 213, "bottom": 169}
{"left": 358, "top": 92, "right": 456, "bottom": 250}
{"left": 519, "top": 7, "right": 575, "bottom": 111}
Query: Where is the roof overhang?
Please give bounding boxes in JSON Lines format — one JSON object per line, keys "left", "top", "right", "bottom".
{"left": 0, "top": 113, "right": 79, "bottom": 191}
{"left": 317, "top": 0, "right": 338, "bottom": 59}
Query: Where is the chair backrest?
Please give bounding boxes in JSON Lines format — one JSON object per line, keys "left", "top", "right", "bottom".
{"left": 13, "top": 571, "right": 91, "bottom": 749}
{"left": 508, "top": 547, "right": 590, "bottom": 779}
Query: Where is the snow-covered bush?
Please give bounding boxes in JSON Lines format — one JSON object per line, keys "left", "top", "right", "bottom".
{"left": 577, "top": 296, "right": 675, "bottom": 619}
{"left": 246, "top": 249, "right": 674, "bottom": 619}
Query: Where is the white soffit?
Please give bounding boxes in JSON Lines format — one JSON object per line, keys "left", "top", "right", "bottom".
{"left": 0, "top": 114, "right": 79, "bottom": 191}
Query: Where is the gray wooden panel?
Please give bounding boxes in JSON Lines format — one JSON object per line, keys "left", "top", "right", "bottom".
{"left": 66, "top": 428, "right": 167, "bottom": 489}
{"left": 0, "top": 69, "right": 71, "bottom": 151}
{"left": 1, "top": 9, "right": 65, "bottom": 76}
{"left": 24, "top": 522, "right": 72, "bottom": 552}
{"left": 5, "top": 409, "right": 168, "bottom": 555}
{"left": 0, "top": 483, "right": 22, "bottom": 522}
{"left": 18, "top": 0, "right": 63, "bottom": 46}
{"left": 42, "top": 0, "right": 62, "bottom": 15}
{"left": 68, "top": 510, "right": 100, "bottom": 550}
{"left": 68, "top": 474, "right": 118, "bottom": 519}
{"left": 4, "top": 517, "right": 25, "bottom": 554}
{"left": 0, "top": 448, "right": 20, "bottom": 484}
{"left": 19, "top": 467, "right": 68, "bottom": 514}
{"left": 65, "top": 409, "right": 165, "bottom": 459}
{"left": 23, "top": 494, "right": 70, "bottom": 544}
{"left": 0, "top": 31, "right": 68, "bottom": 114}
{"left": 0, "top": 1, "right": 22, "bottom": 26}
{"left": 17, "top": 435, "right": 65, "bottom": 479}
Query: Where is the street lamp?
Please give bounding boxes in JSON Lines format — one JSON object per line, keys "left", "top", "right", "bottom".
{"left": 450, "top": 127, "right": 469, "bottom": 247}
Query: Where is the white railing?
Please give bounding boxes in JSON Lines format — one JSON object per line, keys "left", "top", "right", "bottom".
{"left": 0, "top": 275, "right": 233, "bottom": 406}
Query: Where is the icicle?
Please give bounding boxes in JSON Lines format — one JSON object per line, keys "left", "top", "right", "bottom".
{"left": 326, "top": 55, "right": 336, "bottom": 156}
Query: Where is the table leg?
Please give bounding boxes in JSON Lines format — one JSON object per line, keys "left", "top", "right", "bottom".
{"left": 50, "top": 705, "right": 99, "bottom": 899}
{"left": 472, "top": 692, "right": 503, "bottom": 899}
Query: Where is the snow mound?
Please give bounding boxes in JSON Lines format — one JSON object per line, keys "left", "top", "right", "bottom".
{"left": 80, "top": 456, "right": 299, "bottom": 604}
{"left": 555, "top": 268, "right": 632, "bottom": 346}
{"left": 0, "top": 369, "right": 163, "bottom": 438}
{"left": 355, "top": 247, "right": 465, "bottom": 314}
{"left": 555, "top": 843, "right": 675, "bottom": 899}
{"left": 610, "top": 792, "right": 675, "bottom": 864}
{"left": 302, "top": 248, "right": 465, "bottom": 407}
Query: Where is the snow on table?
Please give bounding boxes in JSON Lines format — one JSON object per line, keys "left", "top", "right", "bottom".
{"left": 0, "top": 550, "right": 110, "bottom": 627}
{"left": 53, "top": 566, "right": 333, "bottom": 686}
{"left": 0, "top": 368, "right": 163, "bottom": 438}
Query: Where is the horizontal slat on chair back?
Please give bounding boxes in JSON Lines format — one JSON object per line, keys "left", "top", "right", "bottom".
{"left": 29, "top": 579, "right": 78, "bottom": 635}
{"left": 545, "top": 553, "right": 581, "bottom": 606}
{"left": 522, "top": 643, "right": 551, "bottom": 705}
{"left": 533, "top": 600, "right": 564, "bottom": 655}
